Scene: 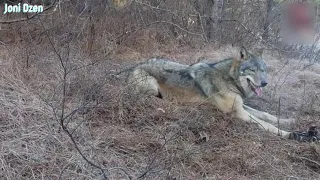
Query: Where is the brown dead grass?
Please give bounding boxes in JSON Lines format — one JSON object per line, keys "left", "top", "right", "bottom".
{"left": 1, "top": 42, "right": 320, "bottom": 179}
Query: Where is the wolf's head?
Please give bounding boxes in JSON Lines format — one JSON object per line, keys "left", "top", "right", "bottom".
{"left": 231, "top": 47, "right": 268, "bottom": 98}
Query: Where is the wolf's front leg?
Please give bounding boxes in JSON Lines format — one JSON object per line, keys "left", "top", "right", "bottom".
{"left": 236, "top": 108, "right": 291, "bottom": 138}
{"left": 243, "top": 105, "right": 293, "bottom": 124}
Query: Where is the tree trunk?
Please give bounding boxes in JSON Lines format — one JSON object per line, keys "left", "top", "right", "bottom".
{"left": 262, "top": 0, "right": 274, "bottom": 40}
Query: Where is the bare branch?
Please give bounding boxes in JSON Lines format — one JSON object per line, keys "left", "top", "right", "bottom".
{"left": 38, "top": 14, "right": 110, "bottom": 180}
{"left": 115, "top": 21, "right": 204, "bottom": 43}
{"left": 133, "top": 0, "right": 178, "bottom": 17}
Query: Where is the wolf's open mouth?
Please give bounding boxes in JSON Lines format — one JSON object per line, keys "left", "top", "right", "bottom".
{"left": 247, "top": 78, "right": 262, "bottom": 96}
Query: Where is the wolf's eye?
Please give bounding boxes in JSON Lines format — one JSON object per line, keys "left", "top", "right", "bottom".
{"left": 248, "top": 68, "right": 255, "bottom": 72}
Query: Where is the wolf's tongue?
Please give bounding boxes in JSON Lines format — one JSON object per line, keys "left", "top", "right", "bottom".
{"left": 254, "top": 87, "right": 262, "bottom": 96}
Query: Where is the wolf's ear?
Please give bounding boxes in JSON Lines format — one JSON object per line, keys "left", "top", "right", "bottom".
{"left": 255, "top": 48, "right": 264, "bottom": 57}
{"left": 240, "top": 46, "right": 250, "bottom": 60}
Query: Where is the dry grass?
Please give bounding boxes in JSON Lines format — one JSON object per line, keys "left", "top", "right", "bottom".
{"left": 0, "top": 40, "right": 320, "bottom": 180}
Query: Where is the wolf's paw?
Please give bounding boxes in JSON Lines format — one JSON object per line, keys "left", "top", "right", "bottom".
{"left": 288, "top": 126, "right": 320, "bottom": 143}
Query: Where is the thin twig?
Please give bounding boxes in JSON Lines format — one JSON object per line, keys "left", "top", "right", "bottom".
{"left": 138, "top": 128, "right": 183, "bottom": 179}
{"left": 220, "top": 19, "right": 299, "bottom": 53}
{"left": 115, "top": 21, "right": 203, "bottom": 42}
{"left": 197, "top": 12, "right": 208, "bottom": 43}
{"left": 298, "top": 156, "right": 320, "bottom": 167}
{"left": 133, "top": 0, "right": 178, "bottom": 17}
{"left": 277, "top": 98, "right": 280, "bottom": 136}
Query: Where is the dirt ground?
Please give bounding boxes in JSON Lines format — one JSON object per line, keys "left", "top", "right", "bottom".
{"left": 1, "top": 44, "right": 320, "bottom": 179}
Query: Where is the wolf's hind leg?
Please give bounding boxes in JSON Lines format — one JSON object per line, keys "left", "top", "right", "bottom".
{"left": 128, "top": 68, "right": 160, "bottom": 97}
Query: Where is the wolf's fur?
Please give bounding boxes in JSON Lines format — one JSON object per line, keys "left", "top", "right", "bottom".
{"left": 126, "top": 47, "right": 293, "bottom": 138}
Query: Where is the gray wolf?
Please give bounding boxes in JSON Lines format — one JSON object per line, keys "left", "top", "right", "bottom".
{"left": 124, "top": 47, "right": 293, "bottom": 138}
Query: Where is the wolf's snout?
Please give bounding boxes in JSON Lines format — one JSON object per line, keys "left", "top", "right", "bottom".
{"left": 261, "top": 81, "right": 268, "bottom": 87}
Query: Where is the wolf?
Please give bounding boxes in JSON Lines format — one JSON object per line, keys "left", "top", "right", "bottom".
{"left": 124, "top": 47, "right": 294, "bottom": 139}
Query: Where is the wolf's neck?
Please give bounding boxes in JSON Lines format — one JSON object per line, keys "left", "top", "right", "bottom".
{"left": 218, "top": 58, "right": 246, "bottom": 97}
{"left": 212, "top": 58, "right": 234, "bottom": 71}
